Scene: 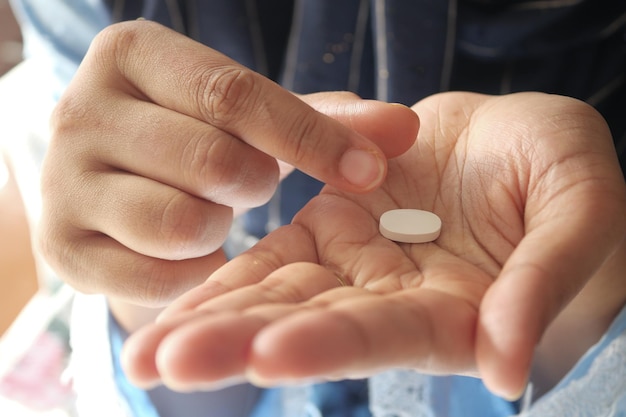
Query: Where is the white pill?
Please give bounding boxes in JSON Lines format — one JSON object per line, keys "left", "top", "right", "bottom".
{"left": 379, "top": 209, "right": 442, "bottom": 243}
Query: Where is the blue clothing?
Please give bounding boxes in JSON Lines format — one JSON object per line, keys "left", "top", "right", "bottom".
{"left": 10, "top": 0, "right": 626, "bottom": 174}
{"left": 8, "top": 0, "right": 626, "bottom": 416}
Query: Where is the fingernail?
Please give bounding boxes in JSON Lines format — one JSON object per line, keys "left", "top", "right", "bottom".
{"left": 500, "top": 388, "right": 526, "bottom": 402}
{"left": 245, "top": 369, "right": 275, "bottom": 387}
{"left": 132, "top": 378, "right": 162, "bottom": 390}
{"left": 491, "top": 379, "right": 529, "bottom": 402}
{"left": 339, "top": 149, "right": 385, "bottom": 190}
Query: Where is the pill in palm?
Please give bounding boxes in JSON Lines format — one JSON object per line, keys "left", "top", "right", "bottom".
{"left": 379, "top": 209, "right": 442, "bottom": 243}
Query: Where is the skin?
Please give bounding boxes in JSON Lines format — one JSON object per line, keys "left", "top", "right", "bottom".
{"left": 122, "top": 92, "right": 626, "bottom": 401}
{"left": 38, "top": 21, "right": 626, "bottom": 404}
{"left": 38, "top": 21, "right": 418, "bottom": 307}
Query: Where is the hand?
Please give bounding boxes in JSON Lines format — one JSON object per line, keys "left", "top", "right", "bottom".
{"left": 37, "top": 21, "right": 418, "bottom": 306}
{"left": 121, "top": 92, "right": 626, "bottom": 399}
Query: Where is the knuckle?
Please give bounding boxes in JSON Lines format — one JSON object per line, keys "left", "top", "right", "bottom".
{"left": 155, "top": 194, "right": 204, "bottom": 254}
{"left": 190, "top": 65, "right": 259, "bottom": 126}
{"left": 49, "top": 94, "right": 91, "bottom": 142}
{"left": 90, "top": 21, "right": 150, "bottom": 71}
{"left": 283, "top": 111, "right": 325, "bottom": 168}
{"left": 181, "top": 131, "right": 237, "bottom": 193}
{"left": 181, "top": 131, "right": 278, "bottom": 206}
{"left": 152, "top": 193, "right": 227, "bottom": 258}
{"left": 36, "top": 217, "right": 85, "bottom": 290}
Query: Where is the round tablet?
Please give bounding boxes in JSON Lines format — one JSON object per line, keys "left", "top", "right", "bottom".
{"left": 379, "top": 209, "right": 442, "bottom": 243}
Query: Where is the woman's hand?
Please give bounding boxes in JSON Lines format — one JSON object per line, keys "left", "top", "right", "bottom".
{"left": 122, "top": 92, "right": 626, "bottom": 399}
{"left": 37, "top": 20, "right": 418, "bottom": 306}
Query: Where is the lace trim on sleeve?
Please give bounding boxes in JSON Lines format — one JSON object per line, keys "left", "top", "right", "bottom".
{"left": 521, "top": 328, "right": 626, "bottom": 417}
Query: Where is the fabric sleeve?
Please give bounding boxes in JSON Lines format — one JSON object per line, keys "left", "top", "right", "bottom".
{"left": 369, "top": 304, "right": 626, "bottom": 417}
{"left": 519, "top": 304, "right": 626, "bottom": 416}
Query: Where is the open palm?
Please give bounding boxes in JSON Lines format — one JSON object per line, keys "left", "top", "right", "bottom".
{"left": 123, "top": 92, "right": 626, "bottom": 399}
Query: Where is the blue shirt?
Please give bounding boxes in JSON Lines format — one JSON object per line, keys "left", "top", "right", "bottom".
{"left": 11, "top": 0, "right": 626, "bottom": 176}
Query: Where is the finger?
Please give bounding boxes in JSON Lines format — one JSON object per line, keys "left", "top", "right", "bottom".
{"left": 159, "top": 224, "right": 320, "bottom": 318}
{"left": 162, "top": 188, "right": 434, "bottom": 319}
{"left": 300, "top": 92, "right": 419, "bottom": 158}
{"left": 477, "top": 171, "right": 626, "bottom": 399}
{"left": 39, "top": 149, "right": 233, "bottom": 301}
{"left": 160, "top": 265, "right": 478, "bottom": 387}
{"left": 155, "top": 304, "right": 318, "bottom": 391}
{"left": 122, "top": 310, "right": 205, "bottom": 388}
{"left": 477, "top": 214, "right": 626, "bottom": 399}
{"left": 132, "top": 278, "right": 477, "bottom": 390}
{"left": 36, "top": 224, "right": 228, "bottom": 306}
{"left": 246, "top": 286, "right": 478, "bottom": 384}
{"left": 158, "top": 192, "right": 388, "bottom": 321}
{"left": 79, "top": 95, "right": 280, "bottom": 208}
{"left": 156, "top": 312, "right": 270, "bottom": 391}
{"left": 66, "top": 171, "right": 232, "bottom": 260}
{"left": 178, "top": 262, "right": 346, "bottom": 314}
{"left": 127, "top": 263, "right": 342, "bottom": 389}
{"left": 123, "top": 309, "right": 274, "bottom": 390}
{"left": 87, "top": 21, "right": 398, "bottom": 192}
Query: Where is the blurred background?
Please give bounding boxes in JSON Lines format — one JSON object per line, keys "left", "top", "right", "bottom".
{"left": 0, "top": 6, "right": 70, "bottom": 417}
{"left": 0, "top": 0, "right": 22, "bottom": 76}
{"left": 0, "top": 0, "right": 37, "bottom": 338}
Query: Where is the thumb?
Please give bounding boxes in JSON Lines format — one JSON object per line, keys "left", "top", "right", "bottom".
{"left": 476, "top": 154, "right": 626, "bottom": 400}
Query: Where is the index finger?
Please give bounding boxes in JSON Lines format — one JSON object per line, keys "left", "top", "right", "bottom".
{"left": 89, "top": 20, "right": 395, "bottom": 192}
